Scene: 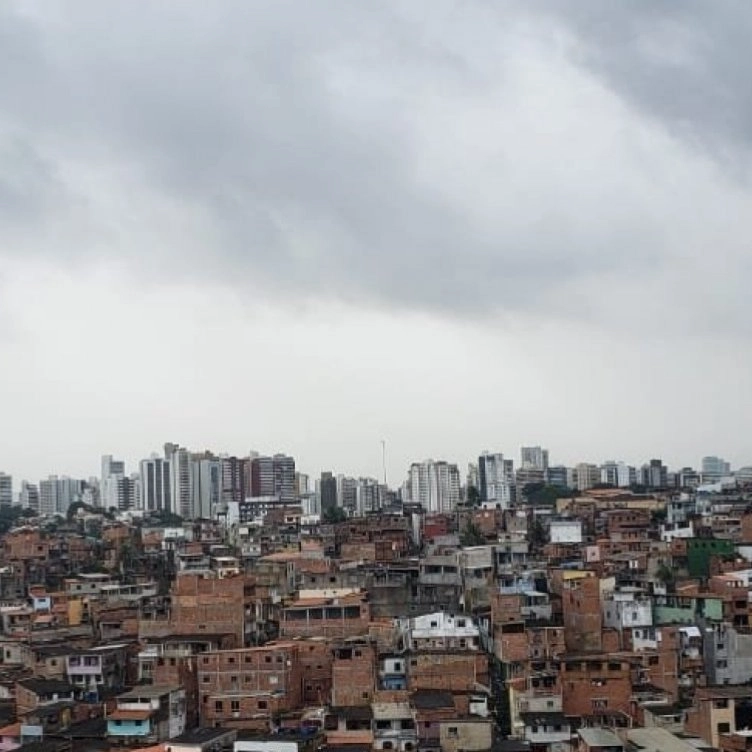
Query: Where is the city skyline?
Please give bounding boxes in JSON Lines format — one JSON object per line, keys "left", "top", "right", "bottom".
{"left": 2, "top": 2, "right": 752, "bottom": 483}
{"left": 0, "top": 444, "right": 745, "bottom": 501}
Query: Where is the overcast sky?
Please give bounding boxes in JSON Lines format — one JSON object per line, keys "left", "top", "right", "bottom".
{"left": 1, "top": 0, "right": 751, "bottom": 484}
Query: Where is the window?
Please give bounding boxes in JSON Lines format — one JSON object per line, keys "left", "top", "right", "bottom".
{"left": 231, "top": 700, "right": 240, "bottom": 712}
{"left": 447, "top": 727, "right": 458, "bottom": 738}
{"left": 202, "top": 676, "right": 210, "bottom": 683}
{"left": 258, "top": 700, "right": 267, "bottom": 709}
{"left": 265, "top": 656, "right": 272, "bottom": 663}
{"left": 245, "top": 655, "right": 251, "bottom": 663}
{"left": 714, "top": 698, "right": 730, "bottom": 709}
{"left": 457, "top": 619, "right": 466, "bottom": 627}
{"left": 215, "top": 701, "right": 223, "bottom": 712}
{"left": 718, "top": 722, "right": 731, "bottom": 734}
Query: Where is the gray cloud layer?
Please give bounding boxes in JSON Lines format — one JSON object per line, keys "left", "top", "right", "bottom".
{"left": 1, "top": 1, "right": 751, "bottom": 328}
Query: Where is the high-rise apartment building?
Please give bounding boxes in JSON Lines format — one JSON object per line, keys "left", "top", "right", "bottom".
{"left": 165, "top": 443, "right": 192, "bottom": 518}
{"left": 19, "top": 481, "right": 39, "bottom": 512}
{"left": 701, "top": 456, "right": 731, "bottom": 480}
{"left": 39, "top": 476, "right": 82, "bottom": 516}
{"left": 295, "top": 472, "right": 310, "bottom": 497}
{"left": 546, "top": 465, "right": 569, "bottom": 488}
{"left": 600, "top": 461, "right": 636, "bottom": 488}
{"left": 355, "top": 477, "right": 384, "bottom": 516}
{"left": 574, "top": 463, "right": 601, "bottom": 492}
{"left": 190, "top": 454, "right": 221, "bottom": 519}
{"left": 337, "top": 475, "right": 358, "bottom": 515}
{"left": 520, "top": 446, "right": 549, "bottom": 471}
{"left": 219, "top": 455, "right": 249, "bottom": 505}
{"left": 0, "top": 473, "right": 12, "bottom": 507}
{"left": 319, "top": 472, "right": 338, "bottom": 514}
{"left": 251, "top": 454, "right": 296, "bottom": 502}
{"left": 638, "top": 459, "right": 668, "bottom": 489}
{"left": 407, "top": 460, "right": 460, "bottom": 513}
{"left": 140, "top": 456, "right": 172, "bottom": 513}
{"left": 100, "top": 455, "right": 126, "bottom": 509}
{"left": 478, "top": 452, "right": 515, "bottom": 509}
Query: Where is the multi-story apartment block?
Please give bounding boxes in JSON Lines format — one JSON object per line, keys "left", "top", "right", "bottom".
{"left": 407, "top": 460, "right": 460, "bottom": 513}
{"left": 520, "top": 446, "right": 549, "bottom": 471}
{"left": 197, "top": 644, "right": 302, "bottom": 731}
{"left": 477, "top": 452, "right": 515, "bottom": 509}
{"left": 0, "top": 474, "right": 12, "bottom": 508}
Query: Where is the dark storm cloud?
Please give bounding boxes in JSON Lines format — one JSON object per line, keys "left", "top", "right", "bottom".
{"left": 530, "top": 0, "right": 752, "bottom": 160}
{"left": 0, "top": 1, "right": 750, "bottom": 322}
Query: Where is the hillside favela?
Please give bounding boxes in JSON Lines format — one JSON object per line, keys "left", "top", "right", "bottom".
{"left": 0, "top": 450, "right": 748, "bottom": 752}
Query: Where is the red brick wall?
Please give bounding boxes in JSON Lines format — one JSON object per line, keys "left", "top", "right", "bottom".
{"left": 198, "top": 644, "right": 302, "bottom": 729}
{"left": 331, "top": 643, "right": 375, "bottom": 707}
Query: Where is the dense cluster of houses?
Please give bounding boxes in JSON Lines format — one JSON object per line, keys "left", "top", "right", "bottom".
{"left": 1, "top": 486, "right": 752, "bottom": 751}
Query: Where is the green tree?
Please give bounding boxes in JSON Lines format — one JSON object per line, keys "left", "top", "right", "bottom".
{"left": 656, "top": 563, "right": 675, "bottom": 588}
{"left": 460, "top": 521, "right": 485, "bottom": 547}
{"left": 0, "top": 505, "right": 30, "bottom": 535}
{"left": 529, "top": 517, "right": 548, "bottom": 550}
{"left": 322, "top": 507, "right": 347, "bottom": 524}
{"left": 466, "top": 485, "right": 481, "bottom": 506}
{"left": 150, "top": 510, "right": 184, "bottom": 526}
{"left": 522, "top": 483, "right": 575, "bottom": 506}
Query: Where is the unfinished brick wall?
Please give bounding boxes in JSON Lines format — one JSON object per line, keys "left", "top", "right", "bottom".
{"left": 297, "top": 639, "right": 333, "bottom": 705}
{"left": 331, "top": 642, "right": 375, "bottom": 707}
{"left": 170, "top": 573, "right": 245, "bottom": 645}
{"left": 562, "top": 576, "right": 602, "bottom": 653}
{"left": 408, "top": 652, "right": 488, "bottom": 692}
{"left": 197, "top": 644, "right": 302, "bottom": 730}
{"left": 561, "top": 656, "right": 633, "bottom": 718}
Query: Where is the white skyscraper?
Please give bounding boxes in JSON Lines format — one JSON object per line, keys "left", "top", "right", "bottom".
{"left": 478, "top": 452, "right": 515, "bottom": 509}
{"left": 408, "top": 460, "right": 460, "bottom": 513}
{"left": 39, "top": 476, "right": 82, "bottom": 516}
{"left": 164, "top": 443, "right": 192, "bottom": 517}
{"left": 190, "top": 455, "right": 221, "bottom": 519}
{"left": 355, "top": 477, "right": 384, "bottom": 516}
{"left": 140, "top": 456, "right": 172, "bottom": 513}
{"left": 101, "top": 455, "right": 126, "bottom": 509}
